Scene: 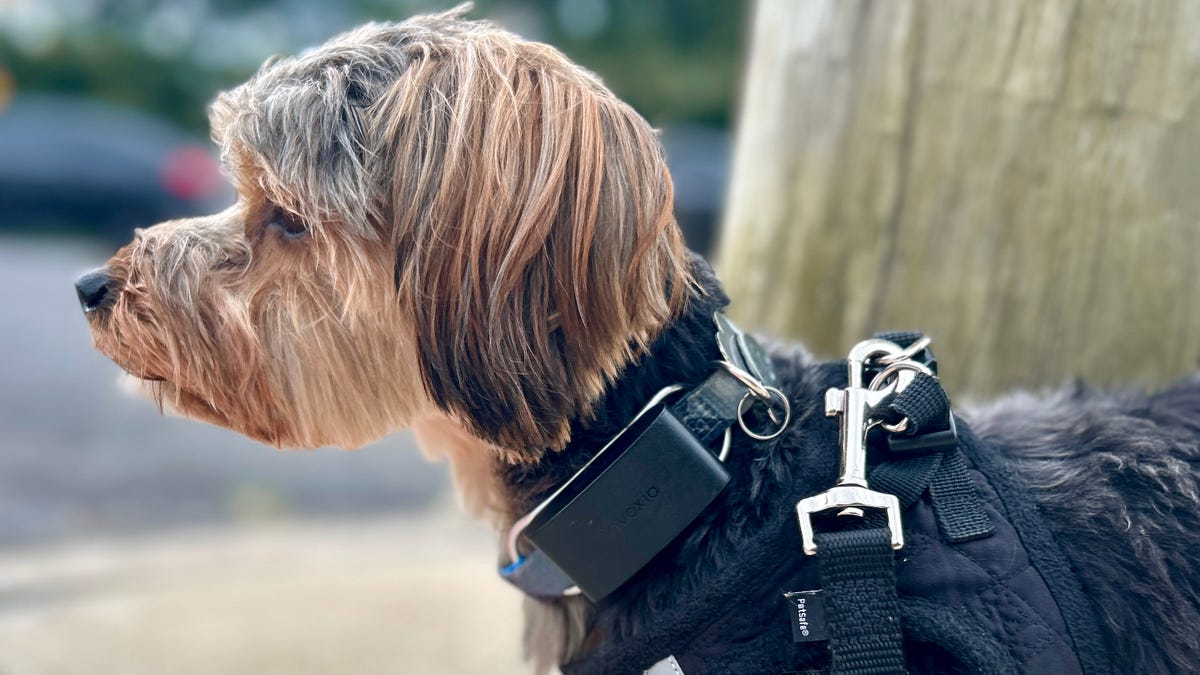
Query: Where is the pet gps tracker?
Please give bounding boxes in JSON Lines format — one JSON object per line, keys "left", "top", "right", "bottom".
{"left": 523, "top": 395, "right": 731, "bottom": 601}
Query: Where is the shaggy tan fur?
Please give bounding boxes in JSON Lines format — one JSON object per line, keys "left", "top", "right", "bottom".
{"left": 86, "top": 7, "right": 688, "bottom": 458}
{"left": 81, "top": 8, "right": 688, "bottom": 667}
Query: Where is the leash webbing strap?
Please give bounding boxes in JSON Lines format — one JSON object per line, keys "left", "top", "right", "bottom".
{"left": 815, "top": 528, "right": 906, "bottom": 675}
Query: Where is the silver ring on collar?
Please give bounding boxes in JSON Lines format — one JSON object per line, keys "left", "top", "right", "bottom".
{"left": 737, "top": 386, "right": 791, "bottom": 441}
{"left": 717, "top": 360, "right": 772, "bottom": 402}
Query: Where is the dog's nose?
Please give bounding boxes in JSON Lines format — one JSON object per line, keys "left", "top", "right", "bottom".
{"left": 75, "top": 267, "right": 116, "bottom": 314}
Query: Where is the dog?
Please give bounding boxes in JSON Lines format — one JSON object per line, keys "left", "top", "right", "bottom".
{"left": 76, "top": 7, "right": 1200, "bottom": 674}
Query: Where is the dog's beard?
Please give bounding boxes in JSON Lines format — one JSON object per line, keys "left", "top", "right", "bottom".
{"left": 86, "top": 212, "right": 428, "bottom": 450}
{"left": 117, "top": 372, "right": 245, "bottom": 433}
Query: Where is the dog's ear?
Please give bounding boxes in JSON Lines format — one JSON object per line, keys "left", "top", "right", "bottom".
{"left": 384, "top": 37, "right": 690, "bottom": 460}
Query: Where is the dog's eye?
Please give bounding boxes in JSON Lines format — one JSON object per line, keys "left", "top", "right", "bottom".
{"left": 268, "top": 208, "right": 308, "bottom": 238}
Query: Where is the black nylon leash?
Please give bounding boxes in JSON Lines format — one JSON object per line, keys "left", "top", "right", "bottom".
{"left": 815, "top": 528, "right": 906, "bottom": 674}
{"left": 801, "top": 333, "right": 993, "bottom": 674}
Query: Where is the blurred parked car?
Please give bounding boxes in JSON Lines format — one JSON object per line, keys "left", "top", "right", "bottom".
{"left": 0, "top": 95, "right": 233, "bottom": 242}
{"left": 0, "top": 95, "right": 726, "bottom": 254}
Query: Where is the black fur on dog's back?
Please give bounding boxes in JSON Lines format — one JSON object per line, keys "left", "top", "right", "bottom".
{"left": 971, "top": 378, "right": 1200, "bottom": 672}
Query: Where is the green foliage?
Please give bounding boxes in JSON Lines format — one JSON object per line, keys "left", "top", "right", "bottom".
{"left": 529, "top": 0, "right": 747, "bottom": 127}
{"left": 1, "top": 40, "right": 225, "bottom": 132}
{"left": 0, "top": 0, "right": 745, "bottom": 134}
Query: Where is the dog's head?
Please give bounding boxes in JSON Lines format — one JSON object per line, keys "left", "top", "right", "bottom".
{"left": 77, "top": 8, "right": 691, "bottom": 463}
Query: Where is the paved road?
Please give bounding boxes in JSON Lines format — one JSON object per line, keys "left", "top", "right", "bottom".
{"left": 0, "top": 516, "right": 526, "bottom": 675}
{"left": 0, "top": 235, "right": 449, "bottom": 546}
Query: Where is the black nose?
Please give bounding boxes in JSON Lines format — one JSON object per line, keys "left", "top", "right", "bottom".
{"left": 76, "top": 268, "right": 115, "bottom": 313}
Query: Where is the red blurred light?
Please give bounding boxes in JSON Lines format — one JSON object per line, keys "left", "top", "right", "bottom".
{"left": 161, "top": 145, "right": 225, "bottom": 201}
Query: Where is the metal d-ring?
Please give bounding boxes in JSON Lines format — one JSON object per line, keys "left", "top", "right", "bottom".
{"left": 867, "top": 360, "right": 932, "bottom": 434}
{"left": 737, "top": 386, "right": 791, "bottom": 441}
{"left": 718, "top": 360, "right": 773, "bottom": 403}
{"left": 873, "top": 336, "right": 932, "bottom": 367}
{"left": 867, "top": 360, "right": 934, "bottom": 393}
{"left": 717, "top": 426, "right": 733, "bottom": 462}
{"left": 719, "top": 359, "right": 788, "bottom": 425}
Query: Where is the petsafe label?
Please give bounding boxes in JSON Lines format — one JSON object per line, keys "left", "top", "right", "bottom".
{"left": 783, "top": 590, "right": 829, "bottom": 642}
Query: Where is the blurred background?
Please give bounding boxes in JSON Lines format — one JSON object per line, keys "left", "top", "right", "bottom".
{"left": 0, "top": 0, "right": 747, "bottom": 672}
{"left": 7, "top": 0, "right": 1198, "bottom": 671}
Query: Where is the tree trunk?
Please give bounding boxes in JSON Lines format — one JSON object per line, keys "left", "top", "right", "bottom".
{"left": 717, "top": 0, "right": 1200, "bottom": 397}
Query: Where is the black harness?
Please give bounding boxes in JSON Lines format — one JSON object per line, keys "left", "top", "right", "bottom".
{"left": 501, "top": 318, "right": 1110, "bottom": 674}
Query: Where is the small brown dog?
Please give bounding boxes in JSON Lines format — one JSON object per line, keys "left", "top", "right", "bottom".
{"left": 76, "top": 7, "right": 1200, "bottom": 675}
{"left": 77, "top": 6, "right": 684, "bottom": 670}
{"left": 78, "top": 10, "right": 683, "bottom": 479}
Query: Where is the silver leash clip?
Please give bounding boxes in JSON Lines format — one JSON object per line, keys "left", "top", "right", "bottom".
{"left": 796, "top": 339, "right": 926, "bottom": 555}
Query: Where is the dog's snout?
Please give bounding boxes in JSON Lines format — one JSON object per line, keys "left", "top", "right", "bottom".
{"left": 75, "top": 267, "right": 116, "bottom": 314}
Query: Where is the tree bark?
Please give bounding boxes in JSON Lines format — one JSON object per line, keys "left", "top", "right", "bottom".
{"left": 717, "top": 0, "right": 1200, "bottom": 396}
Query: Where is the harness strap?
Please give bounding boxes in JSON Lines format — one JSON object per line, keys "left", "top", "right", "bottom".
{"left": 815, "top": 528, "right": 906, "bottom": 674}
{"left": 928, "top": 450, "right": 993, "bottom": 543}
{"left": 870, "top": 455, "right": 940, "bottom": 508}
{"left": 882, "top": 372, "right": 949, "bottom": 436}
{"left": 873, "top": 365, "right": 994, "bottom": 543}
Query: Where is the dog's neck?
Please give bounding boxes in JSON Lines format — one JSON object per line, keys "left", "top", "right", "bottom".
{"left": 496, "top": 256, "right": 734, "bottom": 670}
{"left": 499, "top": 256, "right": 731, "bottom": 522}
{"left": 497, "top": 258, "right": 843, "bottom": 673}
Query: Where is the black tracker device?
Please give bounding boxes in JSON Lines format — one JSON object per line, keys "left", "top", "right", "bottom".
{"left": 524, "top": 397, "right": 731, "bottom": 601}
